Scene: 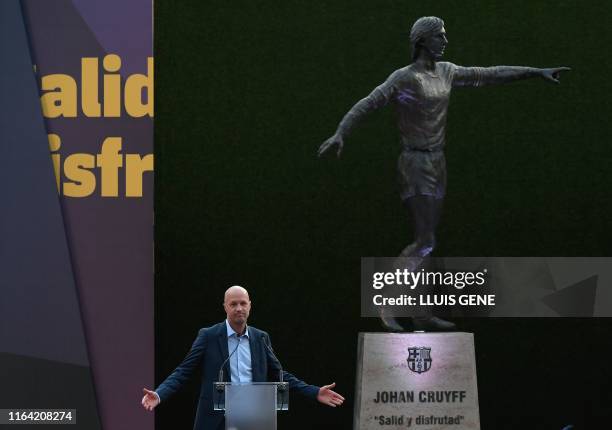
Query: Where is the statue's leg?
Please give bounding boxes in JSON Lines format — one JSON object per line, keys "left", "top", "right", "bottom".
{"left": 399, "top": 194, "right": 440, "bottom": 257}
{"left": 381, "top": 195, "right": 446, "bottom": 331}
{"left": 403, "top": 195, "right": 455, "bottom": 331}
{"left": 406, "top": 196, "right": 446, "bottom": 261}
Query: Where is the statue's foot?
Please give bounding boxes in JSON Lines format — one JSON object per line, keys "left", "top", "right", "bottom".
{"left": 398, "top": 243, "right": 416, "bottom": 258}
{"left": 379, "top": 314, "right": 405, "bottom": 332}
{"left": 412, "top": 316, "right": 456, "bottom": 332}
{"left": 392, "top": 256, "right": 424, "bottom": 275}
{"left": 380, "top": 316, "right": 405, "bottom": 332}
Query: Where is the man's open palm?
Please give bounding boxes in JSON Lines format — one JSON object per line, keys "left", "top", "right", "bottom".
{"left": 316, "top": 382, "right": 345, "bottom": 407}
{"left": 141, "top": 388, "right": 160, "bottom": 411}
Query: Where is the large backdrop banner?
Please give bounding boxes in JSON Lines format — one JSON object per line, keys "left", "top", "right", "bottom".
{"left": 0, "top": 1, "right": 153, "bottom": 429}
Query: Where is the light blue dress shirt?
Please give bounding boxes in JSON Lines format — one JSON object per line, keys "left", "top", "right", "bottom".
{"left": 225, "top": 320, "right": 253, "bottom": 383}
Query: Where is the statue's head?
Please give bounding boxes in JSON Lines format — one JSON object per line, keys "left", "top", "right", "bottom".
{"left": 410, "top": 16, "right": 447, "bottom": 61}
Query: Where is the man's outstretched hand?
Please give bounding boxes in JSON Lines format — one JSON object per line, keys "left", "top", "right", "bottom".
{"left": 141, "top": 388, "right": 160, "bottom": 411}
{"left": 316, "top": 382, "right": 345, "bottom": 407}
{"left": 541, "top": 67, "right": 571, "bottom": 84}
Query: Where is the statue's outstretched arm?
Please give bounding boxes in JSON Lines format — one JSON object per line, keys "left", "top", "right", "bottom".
{"left": 453, "top": 65, "right": 570, "bottom": 87}
{"left": 318, "top": 71, "right": 399, "bottom": 158}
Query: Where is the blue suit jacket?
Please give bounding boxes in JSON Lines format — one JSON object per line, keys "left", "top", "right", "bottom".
{"left": 156, "top": 322, "right": 320, "bottom": 430}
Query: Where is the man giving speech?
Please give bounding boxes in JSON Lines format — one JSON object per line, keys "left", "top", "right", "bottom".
{"left": 141, "top": 286, "right": 344, "bottom": 430}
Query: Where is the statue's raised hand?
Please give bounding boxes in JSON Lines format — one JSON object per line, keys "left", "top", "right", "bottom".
{"left": 318, "top": 133, "right": 344, "bottom": 158}
{"left": 540, "top": 67, "right": 571, "bottom": 84}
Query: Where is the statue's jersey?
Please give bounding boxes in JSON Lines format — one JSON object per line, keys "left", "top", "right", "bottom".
{"left": 338, "top": 62, "right": 509, "bottom": 199}
{"left": 359, "top": 62, "right": 493, "bottom": 150}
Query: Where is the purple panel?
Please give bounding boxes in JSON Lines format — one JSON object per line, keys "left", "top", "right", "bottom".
{"left": 21, "top": 1, "right": 153, "bottom": 430}
{"left": 0, "top": 0, "right": 87, "bottom": 369}
{"left": 72, "top": 0, "right": 152, "bottom": 75}
{"left": 0, "top": 0, "right": 100, "bottom": 427}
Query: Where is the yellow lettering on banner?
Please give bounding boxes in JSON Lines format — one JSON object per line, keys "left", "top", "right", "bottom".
{"left": 103, "top": 55, "right": 122, "bottom": 117}
{"left": 48, "top": 134, "right": 62, "bottom": 192}
{"left": 125, "top": 57, "right": 154, "bottom": 118}
{"left": 40, "top": 55, "right": 155, "bottom": 118}
{"left": 47, "top": 133, "right": 153, "bottom": 198}
{"left": 126, "top": 154, "right": 154, "bottom": 197}
{"left": 96, "top": 137, "right": 123, "bottom": 197}
{"left": 39, "top": 55, "right": 155, "bottom": 198}
{"left": 40, "top": 74, "right": 77, "bottom": 118}
{"left": 81, "top": 57, "right": 101, "bottom": 117}
{"left": 64, "top": 154, "right": 96, "bottom": 197}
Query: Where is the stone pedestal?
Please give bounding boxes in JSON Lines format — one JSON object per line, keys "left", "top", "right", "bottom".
{"left": 354, "top": 333, "right": 480, "bottom": 430}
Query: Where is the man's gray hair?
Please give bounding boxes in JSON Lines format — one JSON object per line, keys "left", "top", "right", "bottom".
{"left": 410, "top": 16, "right": 445, "bottom": 61}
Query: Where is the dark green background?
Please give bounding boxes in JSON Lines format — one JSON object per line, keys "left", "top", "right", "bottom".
{"left": 155, "top": 1, "right": 611, "bottom": 429}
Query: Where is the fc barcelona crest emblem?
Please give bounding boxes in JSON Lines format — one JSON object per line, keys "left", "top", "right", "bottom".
{"left": 407, "top": 346, "right": 432, "bottom": 374}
